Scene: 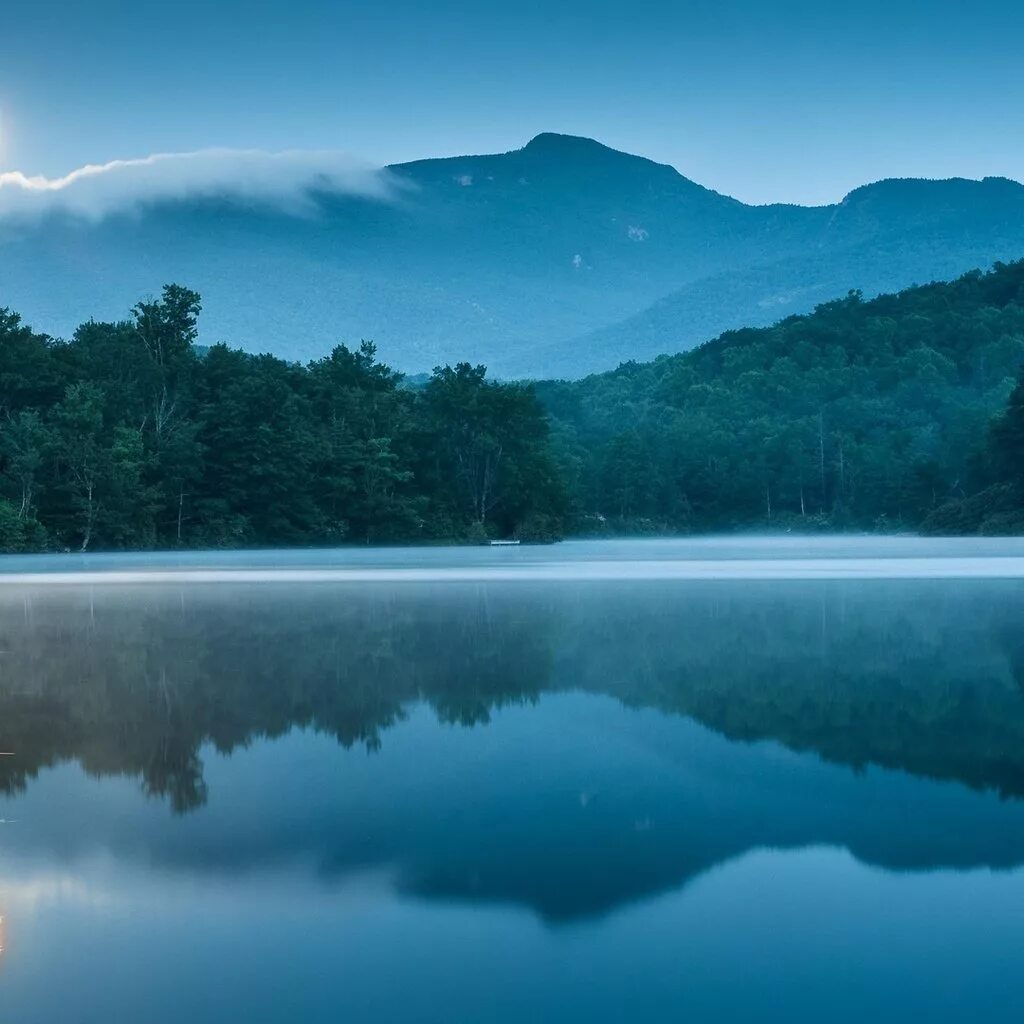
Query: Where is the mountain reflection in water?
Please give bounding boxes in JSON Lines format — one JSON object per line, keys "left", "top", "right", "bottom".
{"left": 5, "top": 541, "right": 1024, "bottom": 1023}
{"left": 2, "top": 571, "right": 1024, "bottom": 922}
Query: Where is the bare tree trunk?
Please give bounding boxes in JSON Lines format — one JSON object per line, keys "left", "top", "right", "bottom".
{"left": 177, "top": 490, "right": 184, "bottom": 544}
{"left": 818, "top": 410, "right": 826, "bottom": 510}
{"left": 80, "top": 484, "right": 94, "bottom": 552}
{"left": 478, "top": 445, "right": 503, "bottom": 525}
{"left": 479, "top": 456, "right": 490, "bottom": 523}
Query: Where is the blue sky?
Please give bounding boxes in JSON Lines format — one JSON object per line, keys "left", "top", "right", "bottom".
{"left": 3, "top": 0, "right": 1024, "bottom": 205}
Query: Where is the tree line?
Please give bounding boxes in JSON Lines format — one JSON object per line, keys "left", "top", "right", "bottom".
{"left": 540, "top": 260, "right": 1024, "bottom": 535}
{"left": 0, "top": 286, "right": 565, "bottom": 551}
{"left": 2, "top": 261, "right": 1024, "bottom": 551}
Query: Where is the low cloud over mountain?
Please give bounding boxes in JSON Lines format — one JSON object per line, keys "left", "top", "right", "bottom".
{"left": 0, "top": 148, "right": 397, "bottom": 221}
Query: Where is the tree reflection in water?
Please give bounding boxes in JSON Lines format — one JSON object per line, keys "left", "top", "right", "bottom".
{"left": 4, "top": 578, "right": 1024, "bottom": 920}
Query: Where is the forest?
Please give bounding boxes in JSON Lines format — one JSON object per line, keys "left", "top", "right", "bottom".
{"left": 0, "top": 286, "right": 566, "bottom": 550}
{"left": 542, "top": 260, "right": 1024, "bottom": 535}
{"left": 1, "top": 261, "right": 1024, "bottom": 551}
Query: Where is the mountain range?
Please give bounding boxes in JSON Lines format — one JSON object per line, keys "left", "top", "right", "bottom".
{"left": 4, "top": 132, "right": 1024, "bottom": 378}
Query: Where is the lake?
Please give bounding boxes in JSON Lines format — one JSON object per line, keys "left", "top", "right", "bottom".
{"left": 2, "top": 537, "right": 1024, "bottom": 1022}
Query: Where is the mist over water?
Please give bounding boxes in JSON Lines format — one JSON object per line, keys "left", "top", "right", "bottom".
{"left": 2, "top": 538, "right": 1024, "bottom": 1022}
{"left": 3, "top": 536, "right": 1024, "bottom": 582}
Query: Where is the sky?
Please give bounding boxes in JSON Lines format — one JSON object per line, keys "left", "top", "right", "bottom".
{"left": 3, "top": 0, "right": 1024, "bottom": 206}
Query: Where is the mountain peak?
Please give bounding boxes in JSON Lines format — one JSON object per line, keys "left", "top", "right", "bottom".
{"left": 841, "top": 175, "right": 1024, "bottom": 207}
{"left": 514, "top": 132, "right": 718, "bottom": 196}
{"left": 521, "top": 132, "right": 619, "bottom": 155}
{"left": 518, "top": 133, "right": 668, "bottom": 171}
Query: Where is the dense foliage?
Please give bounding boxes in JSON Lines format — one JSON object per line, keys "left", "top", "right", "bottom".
{"left": 540, "top": 261, "right": 1024, "bottom": 533}
{"left": 3, "top": 260, "right": 1024, "bottom": 551}
{"left": 0, "top": 286, "right": 565, "bottom": 550}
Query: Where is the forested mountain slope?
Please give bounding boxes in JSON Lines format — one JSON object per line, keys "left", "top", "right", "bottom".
{"left": 539, "top": 261, "right": 1024, "bottom": 533}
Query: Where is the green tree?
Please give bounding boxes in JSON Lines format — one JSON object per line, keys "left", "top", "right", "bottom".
{"left": 52, "top": 383, "right": 108, "bottom": 550}
{"left": 991, "top": 369, "right": 1024, "bottom": 494}
{"left": 0, "top": 410, "right": 50, "bottom": 520}
{"left": 420, "top": 363, "right": 565, "bottom": 537}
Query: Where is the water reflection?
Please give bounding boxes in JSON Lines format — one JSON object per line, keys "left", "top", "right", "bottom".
{"left": 3, "top": 578, "right": 1024, "bottom": 798}
{"left": 1, "top": 577, "right": 1024, "bottom": 922}
{"left": 5, "top": 564, "right": 1024, "bottom": 1021}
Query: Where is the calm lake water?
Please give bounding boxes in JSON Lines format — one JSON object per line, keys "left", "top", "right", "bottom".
{"left": 2, "top": 538, "right": 1024, "bottom": 1022}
